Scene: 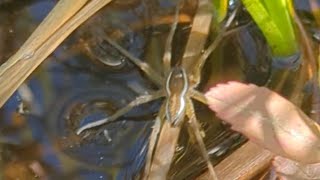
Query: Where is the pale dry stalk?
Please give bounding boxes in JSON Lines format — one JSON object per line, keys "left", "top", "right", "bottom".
{"left": 0, "top": 0, "right": 113, "bottom": 107}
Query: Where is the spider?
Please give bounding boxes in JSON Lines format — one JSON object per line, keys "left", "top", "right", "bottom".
{"left": 76, "top": 0, "right": 238, "bottom": 179}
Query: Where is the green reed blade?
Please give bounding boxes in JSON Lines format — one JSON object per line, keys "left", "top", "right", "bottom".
{"left": 212, "top": 0, "right": 228, "bottom": 22}
{"left": 242, "top": 0, "right": 298, "bottom": 57}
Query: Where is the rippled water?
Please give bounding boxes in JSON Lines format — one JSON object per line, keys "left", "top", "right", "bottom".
{"left": 0, "top": 0, "right": 316, "bottom": 179}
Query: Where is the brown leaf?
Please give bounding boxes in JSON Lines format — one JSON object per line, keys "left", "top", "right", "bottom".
{"left": 205, "top": 81, "right": 320, "bottom": 164}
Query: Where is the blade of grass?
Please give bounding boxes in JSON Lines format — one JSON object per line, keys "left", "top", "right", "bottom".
{"left": 197, "top": 142, "right": 273, "bottom": 180}
{"left": 0, "top": 0, "right": 113, "bottom": 107}
{"left": 182, "top": 0, "right": 213, "bottom": 78}
{"left": 241, "top": 0, "right": 298, "bottom": 57}
{"left": 212, "top": 0, "right": 228, "bottom": 22}
{"left": 147, "top": 121, "right": 181, "bottom": 179}
{"left": 263, "top": 0, "right": 296, "bottom": 49}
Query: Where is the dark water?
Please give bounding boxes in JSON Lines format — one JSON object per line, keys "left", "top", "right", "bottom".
{"left": 0, "top": 0, "right": 316, "bottom": 179}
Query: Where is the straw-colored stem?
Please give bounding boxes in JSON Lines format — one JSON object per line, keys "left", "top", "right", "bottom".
{"left": 181, "top": 0, "right": 213, "bottom": 74}
{"left": 0, "top": 0, "right": 88, "bottom": 77}
{"left": 0, "top": 0, "right": 113, "bottom": 107}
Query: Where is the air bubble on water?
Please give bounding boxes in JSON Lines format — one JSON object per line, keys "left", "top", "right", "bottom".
{"left": 103, "top": 130, "right": 112, "bottom": 142}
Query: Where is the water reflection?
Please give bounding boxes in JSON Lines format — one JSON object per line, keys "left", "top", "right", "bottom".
{"left": 0, "top": 0, "right": 315, "bottom": 179}
{"left": 0, "top": 0, "right": 158, "bottom": 179}
{"left": 235, "top": 24, "right": 272, "bottom": 85}
{"left": 73, "top": 4, "right": 147, "bottom": 72}
{"left": 1, "top": 56, "right": 157, "bottom": 179}
{"left": 47, "top": 83, "right": 155, "bottom": 170}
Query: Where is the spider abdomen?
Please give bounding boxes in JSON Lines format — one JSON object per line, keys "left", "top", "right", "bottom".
{"left": 165, "top": 67, "right": 188, "bottom": 126}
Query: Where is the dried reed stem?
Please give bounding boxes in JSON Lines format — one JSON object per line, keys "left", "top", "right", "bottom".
{"left": 0, "top": 0, "right": 113, "bottom": 107}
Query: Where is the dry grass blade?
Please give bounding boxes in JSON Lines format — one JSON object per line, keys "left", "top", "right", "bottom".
{"left": 0, "top": 0, "right": 113, "bottom": 107}
{"left": 197, "top": 142, "right": 273, "bottom": 180}
{"left": 147, "top": 121, "right": 181, "bottom": 180}
{"left": 181, "top": 0, "right": 213, "bottom": 74}
{"left": 0, "top": 0, "right": 88, "bottom": 76}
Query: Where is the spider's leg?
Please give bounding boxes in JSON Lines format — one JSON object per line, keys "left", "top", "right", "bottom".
{"left": 162, "top": 0, "right": 181, "bottom": 75}
{"left": 190, "top": 6, "right": 239, "bottom": 86}
{"left": 199, "top": 5, "right": 238, "bottom": 61}
{"left": 189, "top": 89, "right": 207, "bottom": 105}
{"left": 143, "top": 103, "right": 165, "bottom": 179}
{"left": 76, "top": 90, "right": 164, "bottom": 134}
{"left": 185, "top": 98, "right": 218, "bottom": 180}
{"left": 102, "top": 36, "right": 163, "bottom": 86}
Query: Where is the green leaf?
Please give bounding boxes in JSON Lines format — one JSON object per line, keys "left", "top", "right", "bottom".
{"left": 212, "top": 0, "right": 228, "bottom": 22}
{"left": 242, "top": 0, "right": 298, "bottom": 57}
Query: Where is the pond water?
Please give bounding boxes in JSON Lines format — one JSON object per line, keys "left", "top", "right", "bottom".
{"left": 0, "top": 0, "right": 316, "bottom": 179}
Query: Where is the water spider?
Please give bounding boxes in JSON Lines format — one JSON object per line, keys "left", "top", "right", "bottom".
{"left": 77, "top": 0, "right": 238, "bottom": 179}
